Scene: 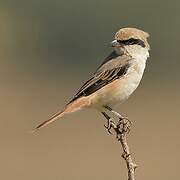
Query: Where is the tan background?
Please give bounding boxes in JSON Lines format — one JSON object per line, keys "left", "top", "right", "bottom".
{"left": 0, "top": 0, "right": 179, "bottom": 179}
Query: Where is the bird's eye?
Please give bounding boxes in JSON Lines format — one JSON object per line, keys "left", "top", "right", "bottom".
{"left": 117, "top": 38, "right": 138, "bottom": 45}
{"left": 127, "top": 38, "right": 137, "bottom": 45}
{"left": 117, "top": 38, "right": 145, "bottom": 47}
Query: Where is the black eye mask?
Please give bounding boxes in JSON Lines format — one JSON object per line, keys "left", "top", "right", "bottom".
{"left": 117, "top": 38, "right": 145, "bottom": 48}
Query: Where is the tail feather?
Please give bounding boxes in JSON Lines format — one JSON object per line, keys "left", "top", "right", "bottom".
{"left": 32, "top": 96, "right": 90, "bottom": 132}
{"left": 32, "top": 110, "right": 66, "bottom": 132}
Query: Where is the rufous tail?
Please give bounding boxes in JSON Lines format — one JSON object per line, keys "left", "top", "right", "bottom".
{"left": 32, "top": 97, "right": 90, "bottom": 132}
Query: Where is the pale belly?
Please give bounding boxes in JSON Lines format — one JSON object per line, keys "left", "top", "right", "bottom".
{"left": 89, "top": 69, "right": 144, "bottom": 108}
{"left": 87, "top": 50, "right": 148, "bottom": 109}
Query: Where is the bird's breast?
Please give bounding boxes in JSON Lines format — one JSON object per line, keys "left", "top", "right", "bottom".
{"left": 89, "top": 59, "right": 146, "bottom": 108}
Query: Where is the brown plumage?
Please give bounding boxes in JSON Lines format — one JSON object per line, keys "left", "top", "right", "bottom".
{"left": 34, "top": 52, "right": 131, "bottom": 131}
{"left": 33, "top": 27, "right": 150, "bottom": 131}
{"left": 69, "top": 52, "right": 131, "bottom": 103}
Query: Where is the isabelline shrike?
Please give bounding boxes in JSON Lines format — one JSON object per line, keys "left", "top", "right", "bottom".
{"left": 34, "top": 27, "right": 150, "bottom": 131}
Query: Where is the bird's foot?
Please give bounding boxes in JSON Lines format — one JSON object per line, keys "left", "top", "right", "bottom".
{"left": 104, "top": 118, "right": 115, "bottom": 135}
{"left": 103, "top": 111, "right": 132, "bottom": 136}
{"left": 117, "top": 116, "right": 132, "bottom": 134}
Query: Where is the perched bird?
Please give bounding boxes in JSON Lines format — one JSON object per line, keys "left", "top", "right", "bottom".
{"left": 34, "top": 27, "right": 150, "bottom": 131}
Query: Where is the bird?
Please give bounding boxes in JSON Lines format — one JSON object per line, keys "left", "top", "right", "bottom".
{"left": 33, "top": 27, "right": 150, "bottom": 132}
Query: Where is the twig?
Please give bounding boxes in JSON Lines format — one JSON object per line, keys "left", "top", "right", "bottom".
{"left": 105, "top": 118, "right": 137, "bottom": 180}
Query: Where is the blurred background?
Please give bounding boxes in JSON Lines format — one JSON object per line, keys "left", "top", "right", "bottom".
{"left": 0, "top": 0, "right": 179, "bottom": 179}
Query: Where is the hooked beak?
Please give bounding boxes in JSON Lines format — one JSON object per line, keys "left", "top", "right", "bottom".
{"left": 111, "top": 39, "right": 119, "bottom": 47}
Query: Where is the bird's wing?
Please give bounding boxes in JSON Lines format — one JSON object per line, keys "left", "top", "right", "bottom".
{"left": 68, "top": 51, "right": 132, "bottom": 104}
{"left": 33, "top": 51, "right": 132, "bottom": 131}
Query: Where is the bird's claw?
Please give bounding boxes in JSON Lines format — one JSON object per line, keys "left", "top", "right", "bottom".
{"left": 103, "top": 113, "right": 132, "bottom": 136}
{"left": 104, "top": 119, "right": 114, "bottom": 135}
{"left": 117, "top": 117, "right": 132, "bottom": 134}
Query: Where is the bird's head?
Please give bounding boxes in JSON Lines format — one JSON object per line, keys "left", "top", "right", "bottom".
{"left": 111, "top": 27, "right": 150, "bottom": 56}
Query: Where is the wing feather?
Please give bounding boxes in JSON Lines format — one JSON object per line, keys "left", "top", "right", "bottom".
{"left": 68, "top": 51, "right": 131, "bottom": 103}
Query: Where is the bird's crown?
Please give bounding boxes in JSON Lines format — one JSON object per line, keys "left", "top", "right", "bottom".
{"left": 114, "top": 27, "right": 150, "bottom": 49}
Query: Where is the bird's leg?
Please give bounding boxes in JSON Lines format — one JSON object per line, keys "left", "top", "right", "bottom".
{"left": 101, "top": 112, "right": 114, "bottom": 135}
{"left": 104, "top": 106, "right": 126, "bottom": 120}
{"left": 104, "top": 106, "right": 132, "bottom": 133}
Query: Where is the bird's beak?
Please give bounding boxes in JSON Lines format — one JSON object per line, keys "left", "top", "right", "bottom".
{"left": 111, "top": 39, "right": 119, "bottom": 47}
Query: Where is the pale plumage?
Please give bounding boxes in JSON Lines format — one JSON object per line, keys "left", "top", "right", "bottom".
{"left": 34, "top": 27, "right": 150, "bottom": 131}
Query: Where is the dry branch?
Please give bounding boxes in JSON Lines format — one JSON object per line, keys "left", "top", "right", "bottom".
{"left": 104, "top": 118, "right": 137, "bottom": 180}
